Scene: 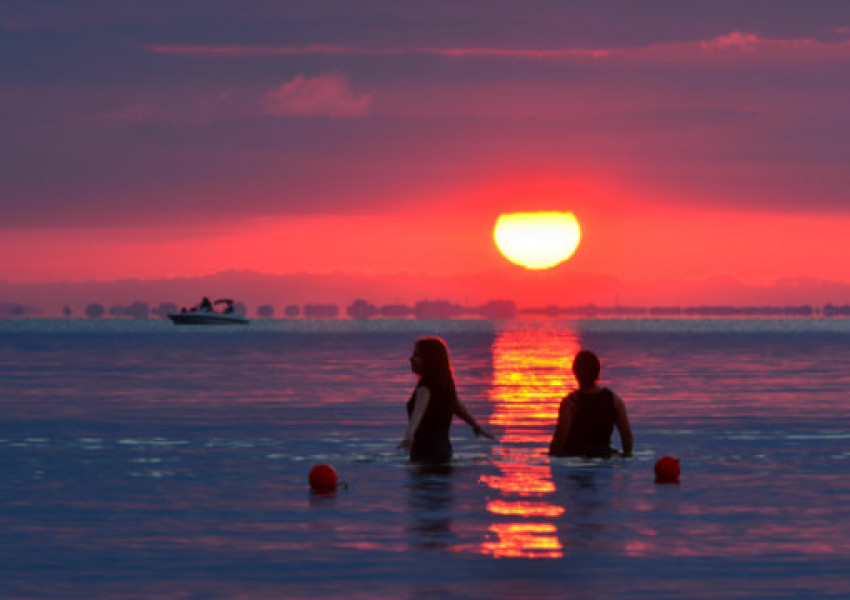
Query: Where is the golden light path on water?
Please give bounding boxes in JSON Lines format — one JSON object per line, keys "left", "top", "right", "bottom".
{"left": 478, "top": 323, "right": 580, "bottom": 558}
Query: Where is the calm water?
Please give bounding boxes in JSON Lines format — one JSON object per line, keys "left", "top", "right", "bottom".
{"left": 1, "top": 318, "right": 849, "bottom": 599}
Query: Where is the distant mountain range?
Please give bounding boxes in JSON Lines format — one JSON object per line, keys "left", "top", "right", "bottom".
{"left": 2, "top": 269, "right": 850, "bottom": 318}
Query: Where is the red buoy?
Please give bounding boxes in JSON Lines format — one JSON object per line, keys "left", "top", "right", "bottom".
{"left": 654, "top": 456, "right": 681, "bottom": 483}
{"left": 309, "top": 463, "right": 338, "bottom": 493}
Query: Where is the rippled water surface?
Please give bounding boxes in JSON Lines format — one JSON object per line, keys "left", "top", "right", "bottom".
{"left": 1, "top": 319, "right": 849, "bottom": 599}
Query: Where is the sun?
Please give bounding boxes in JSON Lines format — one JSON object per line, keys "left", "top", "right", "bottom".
{"left": 493, "top": 212, "right": 581, "bottom": 270}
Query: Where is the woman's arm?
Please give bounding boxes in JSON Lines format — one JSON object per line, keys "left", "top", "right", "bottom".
{"left": 453, "top": 397, "right": 495, "bottom": 440}
{"left": 548, "top": 395, "right": 574, "bottom": 456}
{"left": 399, "top": 386, "right": 430, "bottom": 450}
{"left": 613, "top": 393, "right": 633, "bottom": 457}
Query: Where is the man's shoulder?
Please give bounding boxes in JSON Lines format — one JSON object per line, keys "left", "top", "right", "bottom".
{"left": 604, "top": 389, "right": 626, "bottom": 407}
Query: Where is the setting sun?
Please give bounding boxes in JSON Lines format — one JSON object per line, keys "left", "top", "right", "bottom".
{"left": 493, "top": 212, "right": 581, "bottom": 270}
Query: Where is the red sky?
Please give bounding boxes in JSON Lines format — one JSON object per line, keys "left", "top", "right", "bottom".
{"left": 2, "top": 1, "right": 850, "bottom": 307}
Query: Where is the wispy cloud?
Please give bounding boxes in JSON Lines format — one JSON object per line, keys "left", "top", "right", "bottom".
{"left": 646, "top": 31, "right": 850, "bottom": 63}
{"left": 143, "top": 42, "right": 608, "bottom": 60}
{"left": 701, "top": 31, "right": 763, "bottom": 50}
{"left": 144, "top": 43, "right": 377, "bottom": 57}
{"left": 144, "top": 32, "right": 850, "bottom": 65}
{"left": 261, "top": 73, "right": 372, "bottom": 118}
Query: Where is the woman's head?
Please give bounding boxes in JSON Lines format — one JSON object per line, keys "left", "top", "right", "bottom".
{"left": 572, "top": 350, "right": 601, "bottom": 388}
{"left": 411, "top": 336, "right": 455, "bottom": 387}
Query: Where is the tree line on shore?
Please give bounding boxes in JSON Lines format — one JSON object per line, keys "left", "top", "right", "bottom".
{"left": 5, "top": 299, "right": 850, "bottom": 319}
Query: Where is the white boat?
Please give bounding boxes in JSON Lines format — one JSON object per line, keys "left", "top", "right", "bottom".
{"left": 168, "top": 297, "right": 249, "bottom": 325}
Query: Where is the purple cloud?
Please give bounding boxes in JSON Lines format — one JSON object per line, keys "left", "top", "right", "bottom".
{"left": 143, "top": 31, "right": 850, "bottom": 64}
{"left": 261, "top": 73, "right": 372, "bottom": 118}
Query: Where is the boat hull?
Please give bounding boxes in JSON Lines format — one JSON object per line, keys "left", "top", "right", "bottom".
{"left": 168, "top": 313, "right": 249, "bottom": 325}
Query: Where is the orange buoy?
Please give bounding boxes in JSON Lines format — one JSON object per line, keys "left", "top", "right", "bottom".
{"left": 654, "top": 456, "right": 681, "bottom": 483}
{"left": 309, "top": 463, "right": 338, "bottom": 493}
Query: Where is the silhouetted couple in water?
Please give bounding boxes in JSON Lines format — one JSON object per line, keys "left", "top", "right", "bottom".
{"left": 400, "top": 337, "right": 633, "bottom": 464}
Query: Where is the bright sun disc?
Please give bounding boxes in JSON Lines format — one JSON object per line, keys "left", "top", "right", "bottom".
{"left": 493, "top": 212, "right": 581, "bottom": 270}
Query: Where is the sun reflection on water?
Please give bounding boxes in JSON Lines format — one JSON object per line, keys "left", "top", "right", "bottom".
{"left": 478, "top": 323, "right": 580, "bottom": 558}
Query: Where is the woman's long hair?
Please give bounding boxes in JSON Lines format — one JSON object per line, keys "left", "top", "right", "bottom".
{"left": 415, "top": 336, "right": 457, "bottom": 397}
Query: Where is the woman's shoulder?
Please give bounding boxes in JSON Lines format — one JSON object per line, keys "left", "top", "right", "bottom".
{"left": 421, "top": 376, "right": 453, "bottom": 390}
{"left": 416, "top": 379, "right": 447, "bottom": 400}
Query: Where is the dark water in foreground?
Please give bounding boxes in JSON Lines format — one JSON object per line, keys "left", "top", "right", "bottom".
{"left": 1, "top": 319, "right": 849, "bottom": 599}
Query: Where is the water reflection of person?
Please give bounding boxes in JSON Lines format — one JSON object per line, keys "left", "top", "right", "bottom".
{"left": 549, "top": 350, "right": 633, "bottom": 458}
{"left": 399, "top": 337, "right": 494, "bottom": 463}
{"left": 408, "top": 464, "right": 454, "bottom": 550}
{"left": 550, "top": 467, "right": 614, "bottom": 554}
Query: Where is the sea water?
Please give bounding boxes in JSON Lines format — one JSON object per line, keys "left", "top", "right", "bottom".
{"left": 0, "top": 318, "right": 849, "bottom": 599}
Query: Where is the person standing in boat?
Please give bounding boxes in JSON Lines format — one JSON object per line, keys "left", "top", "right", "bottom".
{"left": 199, "top": 297, "right": 213, "bottom": 312}
{"left": 400, "top": 337, "right": 494, "bottom": 463}
{"left": 549, "top": 350, "right": 633, "bottom": 458}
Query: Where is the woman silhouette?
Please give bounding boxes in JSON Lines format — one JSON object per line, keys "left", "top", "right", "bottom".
{"left": 399, "top": 337, "right": 494, "bottom": 463}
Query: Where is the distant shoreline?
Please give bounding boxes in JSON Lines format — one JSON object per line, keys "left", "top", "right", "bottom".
{"left": 5, "top": 298, "right": 850, "bottom": 321}
{"left": 4, "top": 316, "right": 850, "bottom": 338}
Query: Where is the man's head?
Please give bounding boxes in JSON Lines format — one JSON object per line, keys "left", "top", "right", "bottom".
{"left": 572, "top": 350, "right": 600, "bottom": 388}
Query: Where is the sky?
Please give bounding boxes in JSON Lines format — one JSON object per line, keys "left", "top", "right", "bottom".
{"left": 2, "top": 1, "right": 850, "bottom": 304}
